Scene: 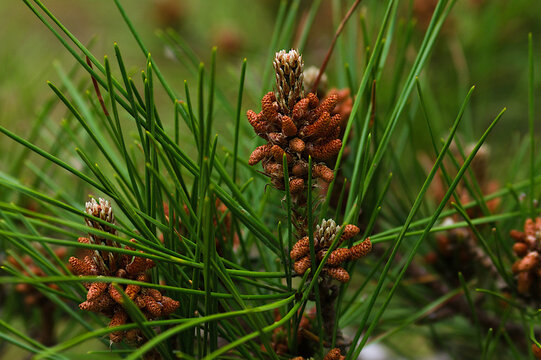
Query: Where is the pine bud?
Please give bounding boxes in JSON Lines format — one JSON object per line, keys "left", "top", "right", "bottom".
{"left": 273, "top": 49, "right": 304, "bottom": 113}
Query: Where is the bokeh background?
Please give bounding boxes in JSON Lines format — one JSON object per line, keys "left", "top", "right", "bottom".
{"left": 2, "top": 0, "right": 540, "bottom": 140}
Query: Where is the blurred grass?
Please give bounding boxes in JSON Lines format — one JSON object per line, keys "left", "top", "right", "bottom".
{"left": 0, "top": 0, "right": 277, "bottom": 159}
{"left": 2, "top": 0, "right": 540, "bottom": 175}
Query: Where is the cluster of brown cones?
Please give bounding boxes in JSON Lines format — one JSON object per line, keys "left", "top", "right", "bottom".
{"left": 425, "top": 217, "right": 500, "bottom": 284}
{"left": 292, "top": 347, "right": 345, "bottom": 360}
{"left": 303, "top": 65, "right": 353, "bottom": 138}
{"left": 290, "top": 219, "right": 371, "bottom": 283}
{"left": 247, "top": 50, "right": 343, "bottom": 199}
{"left": 424, "top": 144, "right": 501, "bottom": 282}
{"left": 70, "top": 198, "right": 179, "bottom": 344}
{"left": 510, "top": 217, "right": 541, "bottom": 299}
{"left": 7, "top": 247, "right": 67, "bottom": 306}
{"left": 5, "top": 247, "right": 68, "bottom": 346}
{"left": 262, "top": 308, "right": 313, "bottom": 357}
{"left": 163, "top": 199, "right": 238, "bottom": 254}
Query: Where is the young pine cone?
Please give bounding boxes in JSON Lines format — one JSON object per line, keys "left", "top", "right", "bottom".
{"left": 510, "top": 217, "right": 541, "bottom": 300}
{"left": 247, "top": 49, "right": 343, "bottom": 197}
{"left": 290, "top": 219, "right": 371, "bottom": 283}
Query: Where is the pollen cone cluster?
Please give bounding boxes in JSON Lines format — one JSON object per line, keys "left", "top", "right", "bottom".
{"left": 424, "top": 218, "right": 478, "bottom": 281}
{"left": 510, "top": 217, "right": 541, "bottom": 299}
{"left": 70, "top": 197, "right": 179, "bottom": 344}
{"left": 247, "top": 49, "right": 342, "bottom": 198}
{"left": 325, "top": 88, "right": 352, "bottom": 137}
{"left": 303, "top": 66, "right": 352, "bottom": 138}
{"left": 6, "top": 246, "right": 68, "bottom": 346}
{"left": 291, "top": 347, "right": 345, "bottom": 360}
{"left": 7, "top": 247, "right": 67, "bottom": 306}
{"left": 424, "top": 215, "right": 502, "bottom": 286}
{"left": 262, "top": 308, "right": 313, "bottom": 357}
{"left": 163, "top": 199, "right": 239, "bottom": 253}
{"left": 290, "top": 219, "right": 371, "bottom": 283}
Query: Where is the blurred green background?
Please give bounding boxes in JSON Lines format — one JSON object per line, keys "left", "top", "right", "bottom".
{"left": 1, "top": 0, "right": 540, "bottom": 171}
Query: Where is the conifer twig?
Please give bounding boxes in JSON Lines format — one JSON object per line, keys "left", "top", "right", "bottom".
{"left": 311, "top": 0, "right": 364, "bottom": 94}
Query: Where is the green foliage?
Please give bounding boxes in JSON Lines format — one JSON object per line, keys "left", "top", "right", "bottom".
{"left": 1, "top": 0, "right": 540, "bottom": 359}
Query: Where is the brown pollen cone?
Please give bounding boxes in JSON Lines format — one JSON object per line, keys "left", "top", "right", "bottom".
{"left": 510, "top": 217, "right": 541, "bottom": 301}
{"left": 290, "top": 236, "right": 310, "bottom": 260}
{"left": 324, "top": 347, "right": 346, "bottom": 360}
{"left": 292, "top": 347, "right": 345, "bottom": 360}
{"left": 247, "top": 50, "right": 342, "bottom": 201}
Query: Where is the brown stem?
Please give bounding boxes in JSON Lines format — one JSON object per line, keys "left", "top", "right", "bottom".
{"left": 369, "top": 80, "right": 376, "bottom": 127}
{"left": 311, "top": 0, "right": 364, "bottom": 94}
{"left": 39, "top": 302, "right": 56, "bottom": 347}
{"left": 309, "top": 277, "right": 350, "bottom": 352}
{"left": 299, "top": 328, "right": 332, "bottom": 348}
{"left": 86, "top": 56, "right": 110, "bottom": 117}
